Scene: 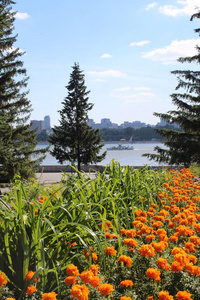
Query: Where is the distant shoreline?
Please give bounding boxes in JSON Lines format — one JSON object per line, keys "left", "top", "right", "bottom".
{"left": 37, "top": 140, "right": 162, "bottom": 145}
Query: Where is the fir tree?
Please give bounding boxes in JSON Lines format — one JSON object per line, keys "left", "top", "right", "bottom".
{"left": 0, "top": 0, "right": 47, "bottom": 182}
{"left": 144, "top": 11, "right": 200, "bottom": 167}
{"left": 49, "top": 63, "right": 106, "bottom": 171}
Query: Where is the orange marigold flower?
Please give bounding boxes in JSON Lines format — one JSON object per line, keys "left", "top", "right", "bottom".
{"left": 0, "top": 272, "right": 7, "bottom": 286}
{"left": 26, "top": 286, "right": 37, "bottom": 295}
{"left": 89, "top": 276, "right": 102, "bottom": 288}
{"left": 119, "top": 280, "right": 133, "bottom": 287}
{"left": 146, "top": 234, "right": 156, "bottom": 242}
{"left": 25, "top": 271, "right": 38, "bottom": 282}
{"left": 118, "top": 255, "right": 132, "bottom": 267}
{"left": 5, "top": 298, "right": 16, "bottom": 300}
{"left": 98, "top": 283, "right": 114, "bottom": 296}
{"left": 170, "top": 235, "right": 178, "bottom": 242}
{"left": 157, "top": 258, "right": 170, "bottom": 271}
{"left": 126, "top": 229, "right": 136, "bottom": 238}
{"left": 70, "top": 284, "right": 90, "bottom": 300}
{"left": 104, "top": 246, "right": 116, "bottom": 256}
{"left": 146, "top": 268, "right": 161, "bottom": 282}
{"left": 66, "top": 264, "right": 79, "bottom": 277}
{"left": 120, "top": 297, "right": 133, "bottom": 300}
{"left": 120, "top": 229, "right": 127, "bottom": 235}
{"left": 65, "top": 276, "right": 78, "bottom": 285}
{"left": 90, "top": 264, "right": 98, "bottom": 276}
{"left": 176, "top": 291, "right": 193, "bottom": 300}
{"left": 124, "top": 238, "right": 138, "bottom": 248}
{"left": 147, "top": 297, "right": 153, "bottom": 300}
{"left": 151, "top": 241, "right": 167, "bottom": 253}
{"left": 170, "top": 261, "right": 183, "bottom": 273}
{"left": 158, "top": 290, "right": 174, "bottom": 300}
{"left": 80, "top": 270, "right": 93, "bottom": 284}
{"left": 41, "top": 292, "right": 58, "bottom": 300}
{"left": 139, "top": 244, "right": 155, "bottom": 257}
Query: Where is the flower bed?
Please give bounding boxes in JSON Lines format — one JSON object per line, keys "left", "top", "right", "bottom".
{"left": 0, "top": 164, "right": 200, "bottom": 299}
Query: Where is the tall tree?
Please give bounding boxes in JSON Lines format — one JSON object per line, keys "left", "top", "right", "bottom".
{"left": 0, "top": 0, "right": 47, "bottom": 182}
{"left": 144, "top": 11, "right": 200, "bottom": 167}
{"left": 49, "top": 63, "right": 106, "bottom": 171}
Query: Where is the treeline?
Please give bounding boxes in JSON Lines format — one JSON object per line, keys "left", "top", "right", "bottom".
{"left": 37, "top": 125, "right": 182, "bottom": 142}
{"left": 100, "top": 125, "right": 183, "bottom": 142}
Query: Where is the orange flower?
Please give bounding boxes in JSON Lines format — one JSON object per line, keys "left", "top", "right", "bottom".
{"left": 25, "top": 271, "right": 38, "bottom": 282}
{"left": 147, "top": 297, "right": 153, "bottom": 300}
{"left": 124, "top": 238, "right": 138, "bottom": 248}
{"left": 89, "top": 276, "right": 102, "bottom": 288}
{"left": 0, "top": 272, "right": 7, "bottom": 286}
{"left": 158, "top": 291, "right": 174, "bottom": 300}
{"left": 151, "top": 241, "right": 167, "bottom": 253}
{"left": 26, "top": 286, "right": 37, "bottom": 295}
{"left": 146, "top": 268, "right": 161, "bottom": 282}
{"left": 139, "top": 244, "right": 155, "bottom": 257}
{"left": 90, "top": 264, "right": 98, "bottom": 276}
{"left": 120, "top": 229, "right": 127, "bottom": 235}
{"left": 170, "top": 261, "right": 183, "bottom": 273}
{"left": 120, "top": 297, "right": 133, "bottom": 300}
{"left": 126, "top": 229, "right": 136, "bottom": 238}
{"left": 65, "top": 276, "right": 78, "bottom": 285}
{"left": 70, "top": 284, "right": 90, "bottom": 300}
{"left": 119, "top": 280, "right": 133, "bottom": 287}
{"left": 118, "top": 255, "right": 132, "bottom": 267}
{"left": 104, "top": 246, "right": 116, "bottom": 256}
{"left": 156, "top": 258, "right": 170, "bottom": 271}
{"left": 80, "top": 270, "right": 93, "bottom": 284}
{"left": 98, "top": 283, "right": 114, "bottom": 296}
{"left": 66, "top": 264, "right": 79, "bottom": 277}
{"left": 5, "top": 298, "right": 16, "bottom": 300}
{"left": 176, "top": 291, "right": 193, "bottom": 300}
{"left": 41, "top": 292, "right": 58, "bottom": 300}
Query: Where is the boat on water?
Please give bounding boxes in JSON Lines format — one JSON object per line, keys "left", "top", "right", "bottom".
{"left": 107, "top": 144, "right": 134, "bottom": 150}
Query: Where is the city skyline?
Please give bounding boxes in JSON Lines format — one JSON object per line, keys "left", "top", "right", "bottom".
{"left": 13, "top": 0, "right": 200, "bottom": 127}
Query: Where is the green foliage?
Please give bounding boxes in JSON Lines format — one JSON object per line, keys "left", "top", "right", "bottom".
{"left": 0, "top": 161, "right": 167, "bottom": 299}
{"left": 144, "top": 11, "right": 200, "bottom": 167}
{"left": 49, "top": 63, "right": 106, "bottom": 171}
{"left": 0, "top": 1, "right": 48, "bottom": 183}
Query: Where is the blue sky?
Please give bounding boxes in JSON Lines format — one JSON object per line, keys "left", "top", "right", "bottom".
{"left": 13, "top": 0, "right": 200, "bottom": 127}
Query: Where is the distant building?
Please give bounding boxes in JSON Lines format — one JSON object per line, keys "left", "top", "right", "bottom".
{"left": 30, "top": 120, "right": 45, "bottom": 133}
{"left": 44, "top": 115, "right": 51, "bottom": 130}
{"left": 30, "top": 115, "right": 51, "bottom": 133}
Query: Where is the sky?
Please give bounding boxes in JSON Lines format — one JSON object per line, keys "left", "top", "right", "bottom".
{"left": 13, "top": 0, "right": 200, "bottom": 127}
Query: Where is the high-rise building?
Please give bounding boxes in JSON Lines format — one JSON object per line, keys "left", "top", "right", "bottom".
{"left": 30, "top": 120, "right": 45, "bottom": 133}
{"left": 44, "top": 115, "right": 51, "bottom": 130}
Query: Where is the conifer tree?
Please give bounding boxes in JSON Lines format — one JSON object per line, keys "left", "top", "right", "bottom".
{"left": 145, "top": 11, "right": 200, "bottom": 167}
{"left": 49, "top": 63, "right": 106, "bottom": 171}
{"left": 0, "top": 0, "right": 47, "bottom": 182}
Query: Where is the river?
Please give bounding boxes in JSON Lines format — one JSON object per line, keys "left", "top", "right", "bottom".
{"left": 37, "top": 142, "right": 168, "bottom": 166}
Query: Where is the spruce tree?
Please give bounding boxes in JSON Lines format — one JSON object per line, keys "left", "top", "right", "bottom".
{"left": 0, "top": 0, "right": 47, "bottom": 182}
{"left": 49, "top": 63, "right": 106, "bottom": 171}
{"left": 144, "top": 11, "right": 200, "bottom": 167}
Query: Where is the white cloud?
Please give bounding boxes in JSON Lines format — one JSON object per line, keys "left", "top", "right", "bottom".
{"left": 94, "top": 78, "right": 105, "bottom": 82}
{"left": 146, "top": 2, "right": 157, "bottom": 11}
{"left": 110, "top": 92, "right": 155, "bottom": 103}
{"left": 100, "top": 53, "right": 112, "bottom": 58}
{"left": 112, "top": 87, "right": 131, "bottom": 92}
{"left": 130, "top": 40, "right": 150, "bottom": 46}
{"left": 87, "top": 70, "right": 126, "bottom": 78}
{"left": 15, "top": 12, "right": 30, "bottom": 20}
{"left": 134, "top": 87, "right": 151, "bottom": 91}
{"left": 142, "top": 39, "right": 200, "bottom": 64}
{"left": 159, "top": 0, "right": 199, "bottom": 17}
